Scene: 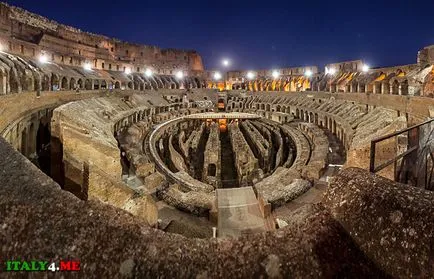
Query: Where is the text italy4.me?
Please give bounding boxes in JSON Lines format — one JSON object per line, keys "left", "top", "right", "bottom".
{"left": 3, "top": 260, "right": 80, "bottom": 272}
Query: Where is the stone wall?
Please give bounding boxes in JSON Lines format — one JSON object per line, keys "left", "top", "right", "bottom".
{"left": 202, "top": 122, "right": 221, "bottom": 188}
{"left": 0, "top": 3, "right": 205, "bottom": 77}
{"left": 228, "top": 122, "right": 262, "bottom": 186}
{"left": 3, "top": 138, "right": 433, "bottom": 277}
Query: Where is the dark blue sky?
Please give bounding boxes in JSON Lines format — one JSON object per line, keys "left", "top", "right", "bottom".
{"left": 7, "top": 0, "right": 434, "bottom": 71}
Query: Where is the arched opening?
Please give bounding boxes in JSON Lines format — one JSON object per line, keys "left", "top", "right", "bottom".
{"left": 21, "top": 127, "right": 27, "bottom": 156}
{"left": 36, "top": 119, "right": 51, "bottom": 176}
{"left": 41, "top": 75, "right": 50, "bottom": 91}
{"left": 70, "top": 78, "right": 76, "bottom": 90}
{"left": 101, "top": 80, "right": 107, "bottom": 89}
{"left": 60, "top": 77, "right": 68, "bottom": 90}
{"left": 77, "top": 79, "right": 83, "bottom": 89}
{"left": 51, "top": 74, "right": 59, "bottom": 91}
{"left": 374, "top": 82, "right": 382, "bottom": 94}
{"left": 171, "top": 83, "right": 176, "bottom": 89}
{"left": 33, "top": 76, "right": 39, "bottom": 92}
{"left": 93, "top": 80, "right": 100, "bottom": 90}
{"left": 401, "top": 80, "right": 409, "bottom": 95}
{"left": 392, "top": 80, "right": 399, "bottom": 95}
{"left": 85, "top": 79, "right": 92, "bottom": 90}
{"left": 115, "top": 81, "right": 121, "bottom": 89}
{"left": 208, "top": 164, "right": 216, "bottom": 177}
{"left": 127, "top": 81, "right": 133, "bottom": 89}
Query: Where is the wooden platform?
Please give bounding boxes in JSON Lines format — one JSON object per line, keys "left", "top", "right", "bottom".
{"left": 216, "top": 187, "right": 267, "bottom": 238}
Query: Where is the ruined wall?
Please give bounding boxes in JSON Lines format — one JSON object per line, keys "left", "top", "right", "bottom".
{"left": 202, "top": 122, "right": 221, "bottom": 188}
{"left": 228, "top": 122, "right": 262, "bottom": 186}
{"left": 0, "top": 2, "right": 204, "bottom": 76}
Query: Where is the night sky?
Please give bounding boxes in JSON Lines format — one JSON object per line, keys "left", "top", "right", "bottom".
{"left": 7, "top": 0, "right": 434, "bottom": 71}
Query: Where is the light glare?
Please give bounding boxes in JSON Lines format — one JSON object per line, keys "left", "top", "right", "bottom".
{"left": 214, "top": 72, "right": 222, "bottom": 80}
{"left": 83, "top": 62, "right": 92, "bottom": 71}
{"left": 145, "top": 68, "right": 153, "bottom": 77}
{"left": 305, "top": 70, "right": 313, "bottom": 77}
{"left": 327, "top": 67, "right": 336, "bottom": 75}
{"left": 272, "top": 70, "right": 280, "bottom": 79}
{"left": 362, "top": 64, "right": 370, "bottom": 72}
{"left": 247, "top": 71, "right": 256, "bottom": 80}
{"left": 39, "top": 54, "right": 48, "bottom": 64}
{"left": 222, "top": 59, "right": 230, "bottom": 67}
{"left": 125, "top": 68, "right": 131, "bottom": 75}
{"left": 176, "top": 71, "right": 184, "bottom": 79}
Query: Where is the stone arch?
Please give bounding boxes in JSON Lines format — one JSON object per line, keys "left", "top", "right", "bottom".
{"left": 85, "top": 79, "right": 92, "bottom": 90}
{"left": 60, "top": 77, "right": 68, "bottom": 90}
{"left": 391, "top": 79, "right": 399, "bottom": 95}
{"left": 51, "top": 74, "right": 60, "bottom": 91}
{"left": 374, "top": 82, "right": 382, "bottom": 94}
{"left": 358, "top": 82, "right": 365, "bottom": 93}
{"left": 401, "top": 80, "right": 409, "bottom": 95}
{"left": 41, "top": 74, "right": 50, "bottom": 91}
{"left": 93, "top": 80, "right": 100, "bottom": 90}
{"left": 77, "top": 79, "right": 83, "bottom": 89}
{"left": 127, "top": 81, "right": 133, "bottom": 89}
{"left": 70, "top": 78, "right": 76, "bottom": 90}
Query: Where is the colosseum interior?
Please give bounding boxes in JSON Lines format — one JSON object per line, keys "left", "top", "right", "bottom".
{"left": 1, "top": 2, "right": 434, "bottom": 277}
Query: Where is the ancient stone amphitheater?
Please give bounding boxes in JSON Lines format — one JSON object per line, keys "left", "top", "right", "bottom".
{"left": 1, "top": 2, "right": 434, "bottom": 278}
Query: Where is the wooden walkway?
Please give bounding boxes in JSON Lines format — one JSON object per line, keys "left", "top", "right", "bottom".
{"left": 217, "top": 187, "right": 269, "bottom": 238}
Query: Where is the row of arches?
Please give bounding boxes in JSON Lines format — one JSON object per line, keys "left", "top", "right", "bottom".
{"left": 245, "top": 100, "right": 350, "bottom": 149}
{"left": 0, "top": 52, "right": 208, "bottom": 95}
{"left": 224, "top": 77, "right": 312, "bottom": 92}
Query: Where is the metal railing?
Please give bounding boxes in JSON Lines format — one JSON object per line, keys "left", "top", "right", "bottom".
{"left": 370, "top": 118, "right": 434, "bottom": 190}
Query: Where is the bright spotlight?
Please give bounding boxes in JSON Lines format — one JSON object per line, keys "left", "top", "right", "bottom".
{"left": 305, "top": 70, "right": 313, "bottom": 77}
{"left": 145, "top": 68, "right": 153, "bottom": 77}
{"left": 125, "top": 68, "right": 131, "bottom": 75}
{"left": 222, "top": 59, "right": 230, "bottom": 67}
{"left": 39, "top": 53, "right": 48, "bottom": 64}
{"left": 362, "top": 64, "right": 370, "bottom": 72}
{"left": 175, "top": 71, "right": 184, "bottom": 79}
{"left": 272, "top": 70, "right": 280, "bottom": 79}
{"left": 326, "top": 67, "right": 336, "bottom": 75}
{"left": 214, "top": 72, "right": 222, "bottom": 80}
{"left": 246, "top": 71, "right": 256, "bottom": 80}
{"left": 83, "top": 62, "right": 92, "bottom": 71}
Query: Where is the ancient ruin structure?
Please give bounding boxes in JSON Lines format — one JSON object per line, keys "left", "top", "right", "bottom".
{"left": 1, "top": 2, "right": 434, "bottom": 278}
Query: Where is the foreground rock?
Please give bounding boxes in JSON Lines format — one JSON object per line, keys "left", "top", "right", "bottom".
{"left": 323, "top": 167, "right": 434, "bottom": 278}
